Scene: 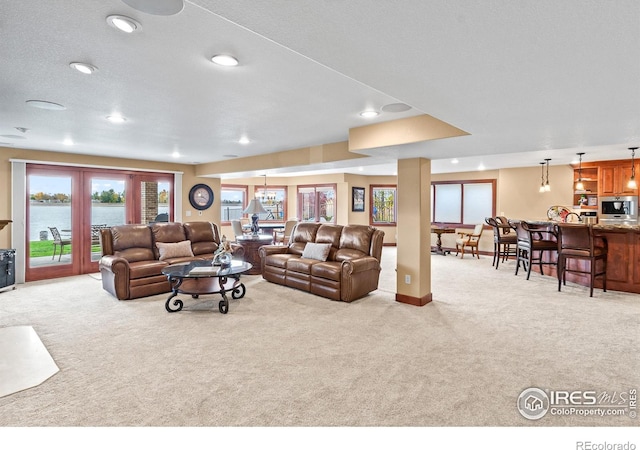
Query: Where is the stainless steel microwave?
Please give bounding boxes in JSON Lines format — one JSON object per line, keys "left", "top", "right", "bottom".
{"left": 599, "top": 196, "right": 638, "bottom": 224}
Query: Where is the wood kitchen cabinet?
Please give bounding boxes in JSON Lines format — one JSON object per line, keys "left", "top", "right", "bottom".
{"left": 598, "top": 160, "right": 638, "bottom": 197}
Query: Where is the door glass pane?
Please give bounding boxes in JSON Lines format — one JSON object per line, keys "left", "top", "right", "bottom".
{"left": 317, "top": 186, "right": 335, "bottom": 222}
{"left": 91, "top": 178, "right": 126, "bottom": 262}
{"left": 298, "top": 187, "right": 315, "bottom": 221}
{"left": 28, "top": 175, "right": 73, "bottom": 267}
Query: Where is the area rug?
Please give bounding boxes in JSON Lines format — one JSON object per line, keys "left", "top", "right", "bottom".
{"left": 0, "top": 326, "right": 60, "bottom": 398}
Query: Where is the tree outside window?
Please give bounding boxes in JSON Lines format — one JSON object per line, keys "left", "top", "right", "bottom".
{"left": 371, "top": 185, "right": 397, "bottom": 225}
{"left": 297, "top": 184, "right": 336, "bottom": 222}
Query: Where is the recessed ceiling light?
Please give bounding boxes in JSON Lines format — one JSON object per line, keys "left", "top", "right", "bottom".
{"left": 238, "top": 136, "right": 250, "bottom": 144}
{"left": 0, "top": 134, "right": 26, "bottom": 140}
{"left": 122, "top": 0, "right": 184, "bottom": 16}
{"left": 223, "top": 154, "right": 238, "bottom": 158}
{"left": 106, "top": 114, "right": 126, "bottom": 124}
{"left": 478, "top": 164, "right": 486, "bottom": 171}
{"left": 451, "top": 159, "right": 459, "bottom": 164}
{"left": 26, "top": 100, "right": 66, "bottom": 110}
{"left": 359, "top": 110, "right": 379, "bottom": 118}
{"left": 63, "top": 138, "right": 74, "bottom": 146}
{"left": 106, "top": 15, "right": 141, "bottom": 33}
{"left": 211, "top": 54, "right": 239, "bottom": 67}
{"left": 171, "top": 151, "right": 180, "bottom": 158}
{"left": 358, "top": 167, "right": 364, "bottom": 171}
{"left": 70, "top": 62, "right": 97, "bottom": 74}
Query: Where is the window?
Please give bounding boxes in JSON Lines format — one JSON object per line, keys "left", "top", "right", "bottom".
{"left": 220, "top": 185, "right": 247, "bottom": 224}
{"left": 431, "top": 180, "right": 496, "bottom": 226}
{"left": 370, "top": 185, "right": 397, "bottom": 226}
{"left": 297, "top": 184, "right": 336, "bottom": 223}
{"left": 255, "top": 186, "right": 287, "bottom": 221}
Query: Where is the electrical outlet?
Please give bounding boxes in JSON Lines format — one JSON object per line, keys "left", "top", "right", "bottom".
{"left": 405, "top": 274, "right": 411, "bottom": 284}
{"left": 185, "top": 210, "right": 191, "bottom": 217}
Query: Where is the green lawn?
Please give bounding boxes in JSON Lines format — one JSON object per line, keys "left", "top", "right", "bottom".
{"left": 29, "top": 240, "right": 100, "bottom": 257}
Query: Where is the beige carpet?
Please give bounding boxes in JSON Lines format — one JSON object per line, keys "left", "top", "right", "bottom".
{"left": 0, "top": 248, "right": 637, "bottom": 427}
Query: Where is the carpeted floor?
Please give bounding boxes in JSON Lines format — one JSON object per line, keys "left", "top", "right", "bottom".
{"left": 0, "top": 248, "right": 638, "bottom": 427}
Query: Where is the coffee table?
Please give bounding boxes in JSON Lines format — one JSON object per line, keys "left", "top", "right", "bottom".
{"left": 161, "top": 259, "right": 252, "bottom": 314}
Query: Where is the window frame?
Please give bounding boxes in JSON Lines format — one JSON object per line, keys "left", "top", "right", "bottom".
{"left": 220, "top": 184, "right": 248, "bottom": 225}
{"left": 431, "top": 179, "right": 496, "bottom": 228}
{"left": 254, "top": 185, "right": 288, "bottom": 222}
{"left": 369, "top": 184, "right": 397, "bottom": 226}
{"left": 296, "top": 183, "right": 337, "bottom": 223}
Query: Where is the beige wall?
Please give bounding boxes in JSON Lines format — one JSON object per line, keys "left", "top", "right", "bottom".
{"left": 432, "top": 165, "right": 575, "bottom": 253}
{"left": 1, "top": 146, "right": 577, "bottom": 255}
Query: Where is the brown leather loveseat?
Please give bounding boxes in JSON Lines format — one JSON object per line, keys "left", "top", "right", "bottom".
{"left": 258, "top": 222, "right": 384, "bottom": 302}
{"left": 99, "top": 221, "right": 243, "bottom": 300}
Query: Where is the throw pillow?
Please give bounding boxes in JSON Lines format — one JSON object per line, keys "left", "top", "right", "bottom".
{"left": 302, "top": 242, "right": 331, "bottom": 261}
{"left": 156, "top": 240, "right": 194, "bottom": 261}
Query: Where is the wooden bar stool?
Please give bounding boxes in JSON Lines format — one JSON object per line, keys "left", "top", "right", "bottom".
{"left": 556, "top": 223, "right": 607, "bottom": 297}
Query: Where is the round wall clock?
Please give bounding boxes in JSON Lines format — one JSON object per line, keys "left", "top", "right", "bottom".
{"left": 188, "top": 183, "right": 214, "bottom": 210}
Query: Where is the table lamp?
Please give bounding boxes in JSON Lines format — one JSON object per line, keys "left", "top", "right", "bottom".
{"left": 243, "top": 199, "right": 267, "bottom": 235}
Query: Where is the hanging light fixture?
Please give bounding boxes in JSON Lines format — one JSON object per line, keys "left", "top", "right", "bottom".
{"left": 544, "top": 158, "right": 551, "bottom": 192}
{"left": 539, "top": 162, "right": 546, "bottom": 193}
{"left": 575, "top": 153, "right": 585, "bottom": 191}
{"left": 628, "top": 147, "right": 638, "bottom": 190}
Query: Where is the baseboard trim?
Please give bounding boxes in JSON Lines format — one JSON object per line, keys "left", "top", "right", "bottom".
{"left": 395, "top": 292, "right": 432, "bottom": 306}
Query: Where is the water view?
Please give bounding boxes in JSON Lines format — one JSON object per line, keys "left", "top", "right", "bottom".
{"left": 29, "top": 204, "right": 169, "bottom": 241}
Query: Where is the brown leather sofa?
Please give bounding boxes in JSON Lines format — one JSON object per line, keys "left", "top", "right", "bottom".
{"left": 258, "top": 222, "right": 384, "bottom": 302}
{"left": 99, "top": 221, "right": 244, "bottom": 300}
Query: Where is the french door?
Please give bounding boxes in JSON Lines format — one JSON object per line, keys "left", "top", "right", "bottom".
{"left": 26, "top": 164, "right": 173, "bottom": 281}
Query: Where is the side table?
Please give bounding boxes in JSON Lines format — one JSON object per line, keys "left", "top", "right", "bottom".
{"left": 235, "top": 235, "right": 273, "bottom": 275}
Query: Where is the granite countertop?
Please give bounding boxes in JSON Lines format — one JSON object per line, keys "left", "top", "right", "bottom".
{"left": 593, "top": 223, "right": 640, "bottom": 231}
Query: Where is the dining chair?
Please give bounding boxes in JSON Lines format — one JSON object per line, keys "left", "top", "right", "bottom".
{"left": 48, "top": 226, "right": 71, "bottom": 261}
{"left": 231, "top": 220, "right": 245, "bottom": 241}
{"left": 485, "top": 217, "right": 517, "bottom": 269}
{"left": 556, "top": 223, "right": 607, "bottom": 297}
{"left": 455, "top": 223, "right": 484, "bottom": 259}
{"left": 514, "top": 221, "right": 557, "bottom": 280}
{"left": 274, "top": 219, "right": 298, "bottom": 245}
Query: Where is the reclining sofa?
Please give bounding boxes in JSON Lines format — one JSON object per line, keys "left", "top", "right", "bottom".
{"left": 258, "top": 222, "right": 384, "bottom": 302}
{"left": 99, "top": 221, "right": 243, "bottom": 300}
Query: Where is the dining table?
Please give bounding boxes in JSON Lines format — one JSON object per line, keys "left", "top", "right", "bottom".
{"left": 431, "top": 225, "right": 456, "bottom": 255}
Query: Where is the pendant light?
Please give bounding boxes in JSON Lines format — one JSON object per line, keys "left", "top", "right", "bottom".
{"left": 544, "top": 158, "right": 551, "bottom": 192}
{"left": 628, "top": 147, "right": 638, "bottom": 190}
{"left": 575, "top": 153, "right": 585, "bottom": 191}
{"left": 539, "top": 162, "right": 546, "bottom": 193}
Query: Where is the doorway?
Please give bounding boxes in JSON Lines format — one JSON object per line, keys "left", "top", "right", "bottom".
{"left": 26, "top": 164, "right": 174, "bottom": 281}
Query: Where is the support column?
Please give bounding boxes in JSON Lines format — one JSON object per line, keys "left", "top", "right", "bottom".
{"left": 396, "top": 158, "right": 432, "bottom": 306}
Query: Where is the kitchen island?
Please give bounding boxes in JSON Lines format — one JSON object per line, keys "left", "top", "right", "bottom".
{"left": 528, "top": 222, "right": 640, "bottom": 294}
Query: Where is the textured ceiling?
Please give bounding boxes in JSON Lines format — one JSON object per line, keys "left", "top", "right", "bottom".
{"left": 1, "top": 0, "right": 639, "bottom": 177}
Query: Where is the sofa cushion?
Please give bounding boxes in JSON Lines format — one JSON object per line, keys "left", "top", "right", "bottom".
{"left": 128, "top": 260, "right": 169, "bottom": 279}
{"left": 302, "top": 242, "right": 331, "bottom": 261}
{"left": 339, "top": 225, "right": 374, "bottom": 254}
{"left": 288, "top": 222, "right": 321, "bottom": 255}
{"left": 111, "top": 225, "right": 155, "bottom": 262}
{"left": 315, "top": 224, "right": 343, "bottom": 248}
{"left": 156, "top": 240, "right": 194, "bottom": 261}
{"left": 310, "top": 261, "right": 342, "bottom": 281}
{"left": 286, "top": 258, "right": 322, "bottom": 274}
{"left": 184, "top": 222, "right": 220, "bottom": 256}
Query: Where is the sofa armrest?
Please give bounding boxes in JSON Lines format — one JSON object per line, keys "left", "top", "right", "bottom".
{"left": 99, "top": 255, "right": 132, "bottom": 300}
{"left": 258, "top": 245, "right": 290, "bottom": 259}
{"left": 341, "top": 256, "right": 380, "bottom": 274}
{"left": 340, "top": 256, "right": 382, "bottom": 302}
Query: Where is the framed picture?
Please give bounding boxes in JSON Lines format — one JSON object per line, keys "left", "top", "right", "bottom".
{"left": 352, "top": 187, "right": 365, "bottom": 212}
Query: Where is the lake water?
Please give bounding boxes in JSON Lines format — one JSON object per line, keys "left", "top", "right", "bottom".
{"left": 29, "top": 204, "right": 168, "bottom": 241}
